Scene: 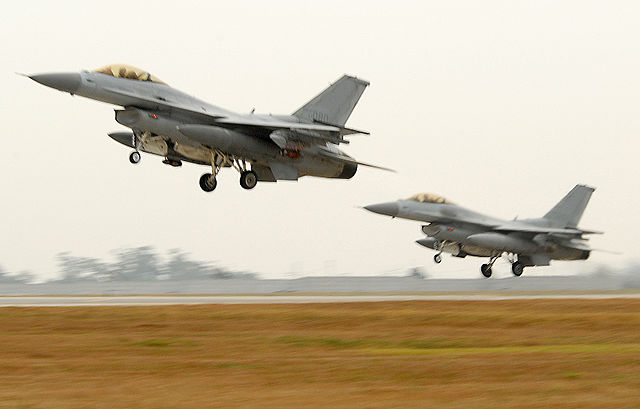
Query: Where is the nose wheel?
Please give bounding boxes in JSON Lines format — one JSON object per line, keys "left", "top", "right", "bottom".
{"left": 433, "top": 253, "right": 442, "bottom": 264}
{"left": 129, "top": 151, "right": 141, "bottom": 164}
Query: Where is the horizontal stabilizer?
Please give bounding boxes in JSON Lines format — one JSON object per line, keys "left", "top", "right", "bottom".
{"left": 316, "top": 149, "right": 394, "bottom": 172}
{"left": 556, "top": 238, "right": 592, "bottom": 251}
{"left": 312, "top": 119, "right": 370, "bottom": 136}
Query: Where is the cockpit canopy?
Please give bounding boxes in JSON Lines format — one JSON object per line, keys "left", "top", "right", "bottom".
{"left": 93, "top": 64, "right": 165, "bottom": 84}
{"left": 406, "top": 192, "right": 454, "bottom": 204}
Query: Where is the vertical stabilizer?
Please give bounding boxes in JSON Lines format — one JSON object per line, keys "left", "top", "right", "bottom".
{"left": 543, "top": 184, "right": 595, "bottom": 228}
{"left": 293, "top": 75, "right": 369, "bottom": 126}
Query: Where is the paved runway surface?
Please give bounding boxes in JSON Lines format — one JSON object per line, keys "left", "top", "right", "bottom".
{"left": 1, "top": 293, "right": 639, "bottom": 307}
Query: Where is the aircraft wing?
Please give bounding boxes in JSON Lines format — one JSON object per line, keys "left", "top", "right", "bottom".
{"left": 214, "top": 117, "right": 340, "bottom": 133}
{"left": 103, "top": 87, "right": 365, "bottom": 145}
{"left": 102, "top": 86, "right": 226, "bottom": 123}
{"left": 494, "top": 224, "right": 603, "bottom": 235}
{"left": 212, "top": 117, "right": 367, "bottom": 146}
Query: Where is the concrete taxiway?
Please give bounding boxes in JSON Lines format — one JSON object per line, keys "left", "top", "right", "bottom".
{"left": 0, "top": 293, "right": 639, "bottom": 307}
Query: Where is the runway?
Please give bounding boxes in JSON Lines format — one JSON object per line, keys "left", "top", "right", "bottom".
{"left": 0, "top": 293, "right": 639, "bottom": 307}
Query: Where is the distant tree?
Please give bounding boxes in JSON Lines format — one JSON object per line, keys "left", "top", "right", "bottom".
{"left": 406, "top": 267, "right": 429, "bottom": 280}
{"left": 57, "top": 252, "right": 114, "bottom": 282}
{"left": 162, "top": 250, "right": 257, "bottom": 280}
{"left": 0, "top": 269, "right": 36, "bottom": 284}
{"left": 0, "top": 264, "right": 14, "bottom": 283}
{"left": 162, "top": 249, "right": 214, "bottom": 280}
{"left": 52, "top": 246, "right": 258, "bottom": 283}
{"left": 621, "top": 261, "right": 640, "bottom": 289}
{"left": 110, "top": 246, "right": 160, "bottom": 281}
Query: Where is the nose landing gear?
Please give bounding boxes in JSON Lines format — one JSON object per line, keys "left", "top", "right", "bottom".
{"left": 129, "top": 151, "right": 141, "bottom": 164}
{"left": 129, "top": 131, "right": 146, "bottom": 164}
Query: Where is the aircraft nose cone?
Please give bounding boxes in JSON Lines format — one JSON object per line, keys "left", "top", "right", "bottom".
{"left": 29, "top": 72, "right": 81, "bottom": 93}
{"left": 363, "top": 202, "right": 399, "bottom": 217}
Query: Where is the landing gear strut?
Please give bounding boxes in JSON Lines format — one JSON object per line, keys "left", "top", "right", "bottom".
{"left": 480, "top": 254, "right": 501, "bottom": 278}
{"left": 199, "top": 173, "right": 217, "bottom": 192}
{"left": 198, "top": 150, "right": 259, "bottom": 192}
{"left": 199, "top": 151, "right": 222, "bottom": 192}
{"left": 432, "top": 240, "right": 444, "bottom": 264}
{"left": 129, "top": 131, "right": 145, "bottom": 164}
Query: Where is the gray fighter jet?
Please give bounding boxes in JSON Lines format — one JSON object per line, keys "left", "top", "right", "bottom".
{"left": 27, "top": 64, "right": 387, "bottom": 191}
{"left": 364, "top": 185, "right": 601, "bottom": 277}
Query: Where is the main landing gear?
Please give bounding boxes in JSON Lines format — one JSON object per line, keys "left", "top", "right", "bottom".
{"left": 199, "top": 173, "right": 217, "bottom": 192}
{"left": 199, "top": 150, "right": 259, "bottom": 193}
{"left": 240, "top": 170, "right": 258, "bottom": 190}
{"left": 480, "top": 254, "right": 526, "bottom": 278}
{"left": 511, "top": 261, "right": 524, "bottom": 277}
{"left": 480, "top": 254, "right": 500, "bottom": 278}
{"left": 431, "top": 240, "right": 444, "bottom": 264}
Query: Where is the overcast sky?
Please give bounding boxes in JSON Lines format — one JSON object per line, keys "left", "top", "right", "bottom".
{"left": 1, "top": 0, "right": 638, "bottom": 279}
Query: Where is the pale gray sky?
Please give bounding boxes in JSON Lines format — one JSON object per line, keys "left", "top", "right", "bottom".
{"left": 1, "top": 0, "right": 638, "bottom": 279}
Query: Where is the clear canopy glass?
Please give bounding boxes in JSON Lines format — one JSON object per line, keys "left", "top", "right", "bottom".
{"left": 406, "top": 192, "right": 454, "bottom": 204}
{"left": 93, "top": 64, "right": 165, "bottom": 84}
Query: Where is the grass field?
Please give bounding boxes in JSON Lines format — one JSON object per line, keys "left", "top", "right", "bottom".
{"left": 0, "top": 300, "right": 639, "bottom": 408}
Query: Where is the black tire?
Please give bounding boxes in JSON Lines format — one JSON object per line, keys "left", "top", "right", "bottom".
{"left": 481, "top": 264, "right": 492, "bottom": 278}
{"left": 433, "top": 254, "right": 442, "bottom": 264}
{"left": 240, "top": 170, "right": 258, "bottom": 190}
{"left": 511, "top": 261, "right": 524, "bottom": 277}
{"left": 129, "top": 151, "right": 141, "bottom": 164}
{"left": 199, "top": 173, "right": 217, "bottom": 192}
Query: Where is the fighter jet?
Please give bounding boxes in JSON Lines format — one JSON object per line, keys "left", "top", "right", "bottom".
{"left": 27, "top": 64, "right": 387, "bottom": 191}
{"left": 364, "top": 185, "right": 601, "bottom": 277}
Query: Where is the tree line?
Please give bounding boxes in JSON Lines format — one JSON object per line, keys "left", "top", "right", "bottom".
{"left": 0, "top": 246, "right": 257, "bottom": 283}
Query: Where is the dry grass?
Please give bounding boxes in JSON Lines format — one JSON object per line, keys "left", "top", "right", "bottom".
{"left": 0, "top": 300, "right": 639, "bottom": 408}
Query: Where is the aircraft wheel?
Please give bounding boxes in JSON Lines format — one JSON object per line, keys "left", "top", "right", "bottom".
{"left": 129, "top": 151, "right": 141, "bottom": 164}
{"left": 480, "top": 264, "right": 492, "bottom": 278}
{"left": 511, "top": 261, "right": 524, "bottom": 277}
{"left": 433, "top": 253, "right": 442, "bottom": 264}
{"left": 240, "top": 170, "right": 258, "bottom": 190}
{"left": 199, "top": 173, "right": 217, "bottom": 192}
